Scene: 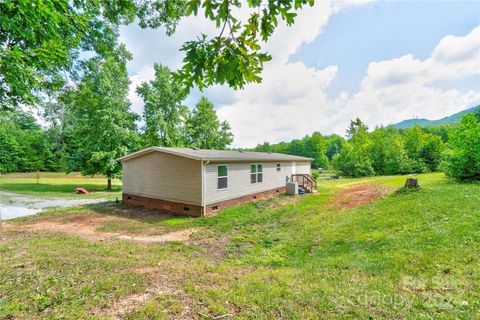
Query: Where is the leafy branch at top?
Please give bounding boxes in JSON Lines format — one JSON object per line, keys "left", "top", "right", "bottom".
{"left": 174, "top": 0, "right": 314, "bottom": 92}
{"left": 0, "top": 0, "right": 314, "bottom": 110}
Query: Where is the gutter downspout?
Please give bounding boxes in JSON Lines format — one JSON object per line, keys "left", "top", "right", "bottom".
{"left": 201, "top": 160, "right": 210, "bottom": 216}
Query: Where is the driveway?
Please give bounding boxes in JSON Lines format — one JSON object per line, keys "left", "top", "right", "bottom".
{"left": 0, "top": 189, "right": 108, "bottom": 220}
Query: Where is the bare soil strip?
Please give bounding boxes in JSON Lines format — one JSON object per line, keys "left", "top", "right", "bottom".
{"left": 3, "top": 215, "right": 199, "bottom": 243}
{"left": 330, "top": 183, "right": 390, "bottom": 210}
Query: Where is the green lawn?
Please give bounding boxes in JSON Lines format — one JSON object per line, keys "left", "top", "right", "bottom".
{"left": 0, "top": 172, "right": 121, "bottom": 199}
{"left": 1, "top": 173, "right": 479, "bottom": 319}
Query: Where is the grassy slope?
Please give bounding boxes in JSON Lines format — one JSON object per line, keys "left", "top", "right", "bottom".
{"left": 0, "top": 172, "right": 121, "bottom": 199}
{"left": 1, "top": 173, "right": 479, "bottom": 319}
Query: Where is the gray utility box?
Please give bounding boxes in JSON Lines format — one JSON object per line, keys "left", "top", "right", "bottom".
{"left": 286, "top": 181, "right": 299, "bottom": 195}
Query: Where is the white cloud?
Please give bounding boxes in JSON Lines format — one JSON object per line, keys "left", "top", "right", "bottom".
{"left": 120, "top": 3, "right": 480, "bottom": 148}
{"left": 217, "top": 62, "right": 340, "bottom": 146}
{"left": 343, "top": 25, "right": 480, "bottom": 129}
{"left": 264, "top": 1, "right": 333, "bottom": 64}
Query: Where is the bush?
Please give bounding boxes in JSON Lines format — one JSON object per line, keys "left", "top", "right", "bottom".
{"left": 311, "top": 170, "right": 320, "bottom": 180}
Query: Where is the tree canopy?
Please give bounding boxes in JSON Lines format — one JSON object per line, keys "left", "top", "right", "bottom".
{"left": 252, "top": 119, "right": 452, "bottom": 178}
{"left": 137, "top": 64, "right": 188, "bottom": 147}
{"left": 1, "top": 0, "right": 314, "bottom": 110}
{"left": 185, "top": 96, "right": 233, "bottom": 149}
{"left": 62, "top": 52, "right": 138, "bottom": 189}
{"left": 442, "top": 111, "right": 480, "bottom": 181}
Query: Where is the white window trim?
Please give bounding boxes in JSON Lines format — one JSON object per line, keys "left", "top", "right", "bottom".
{"left": 217, "top": 164, "right": 229, "bottom": 190}
{"left": 250, "top": 163, "right": 263, "bottom": 184}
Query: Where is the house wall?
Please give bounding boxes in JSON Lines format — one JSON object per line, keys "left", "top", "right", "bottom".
{"left": 295, "top": 162, "right": 311, "bottom": 175}
{"left": 204, "top": 160, "right": 311, "bottom": 205}
{"left": 122, "top": 152, "right": 202, "bottom": 205}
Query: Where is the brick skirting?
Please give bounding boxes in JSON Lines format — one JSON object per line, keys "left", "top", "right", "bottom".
{"left": 122, "top": 193, "right": 203, "bottom": 217}
{"left": 204, "top": 186, "right": 286, "bottom": 216}
{"left": 123, "top": 186, "right": 286, "bottom": 217}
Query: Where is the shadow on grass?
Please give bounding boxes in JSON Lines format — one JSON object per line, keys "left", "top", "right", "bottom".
{"left": 85, "top": 201, "right": 192, "bottom": 225}
{"left": 84, "top": 193, "right": 305, "bottom": 233}
{"left": 0, "top": 183, "right": 121, "bottom": 194}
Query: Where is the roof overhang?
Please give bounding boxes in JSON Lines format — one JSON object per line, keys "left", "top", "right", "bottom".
{"left": 118, "top": 147, "right": 202, "bottom": 162}
{"left": 118, "top": 147, "right": 313, "bottom": 163}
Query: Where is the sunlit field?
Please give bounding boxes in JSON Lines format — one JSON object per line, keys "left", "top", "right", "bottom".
{"left": 1, "top": 172, "right": 479, "bottom": 319}
{"left": 0, "top": 172, "right": 122, "bottom": 199}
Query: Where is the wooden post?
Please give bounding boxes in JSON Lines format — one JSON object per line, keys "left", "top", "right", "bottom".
{"left": 404, "top": 178, "right": 420, "bottom": 189}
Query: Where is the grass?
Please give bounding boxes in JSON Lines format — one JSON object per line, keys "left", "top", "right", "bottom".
{"left": 0, "top": 172, "right": 121, "bottom": 199}
{"left": 1, "top": 172, "right": 479, "bottom": 319}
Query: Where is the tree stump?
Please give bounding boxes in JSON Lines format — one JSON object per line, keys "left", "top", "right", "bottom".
{"left": 404, "top": 178, "right": 420, "bottom": 189}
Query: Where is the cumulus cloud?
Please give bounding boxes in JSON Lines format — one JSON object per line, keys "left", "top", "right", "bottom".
{"left": 119, "top": 2, "right": 480, "bottom": 148}
{"left": 343, "top": 25, "right": 480, "bottom": 129}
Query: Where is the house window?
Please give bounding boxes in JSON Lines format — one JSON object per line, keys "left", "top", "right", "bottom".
{"left": 250, "top": 164, "right": 263, "bottom": 184}
{"left": 276, "top": 163, "right": 281, "bottom": 172}
{"left": 218, "top": 165, "right": 228, "bottom": 189}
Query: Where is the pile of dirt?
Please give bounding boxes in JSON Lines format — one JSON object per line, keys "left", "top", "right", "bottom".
{"left": 330, "top": 183, "right": 389, "bottom": 210}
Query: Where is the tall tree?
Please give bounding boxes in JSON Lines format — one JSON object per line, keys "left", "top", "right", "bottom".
{"left": 333, "top": 119, "right": 374, "bottom": 177}
{"left": 303, "top": 132, "right": 328, "bottom": 169}
{"left": 0, "top": 109, "right": 57, "bottom": 172}
{"left": 346, "top": 118, "right": 369, "bottom": 139}
{"left": 442, "top": 111, "right": 480, "bottom": 181}
{"left": 66, "top": 50, "right": 138, "bottom": 189}
{"left": 185, "top": 96, "right": 233, "bottom": 149}
{"left": 0, "top": 0, "right": 137, "bottom": 109}
{"left": 137, "top": 64, "right": 188, "bottom": 147}
{"left": 325, "top": 134, "right": 346, "bottom": 160}
{"left": 368, "top": 127, "right": 411, "bottom": 175}
{"left": 1, "top": 0, "right": 313, "bottom": 110}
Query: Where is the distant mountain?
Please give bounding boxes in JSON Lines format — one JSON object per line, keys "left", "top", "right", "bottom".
{"left": 391, "top": 105, "right": 480, "bottom": 129}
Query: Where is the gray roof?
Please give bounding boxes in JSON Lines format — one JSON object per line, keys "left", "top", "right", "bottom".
{"left": 118, "top": 147, "right": 312, "bottom": 162}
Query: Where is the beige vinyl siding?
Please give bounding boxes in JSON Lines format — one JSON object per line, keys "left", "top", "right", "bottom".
{"left": 295, "top": 162, "right": 311, "bottom": 175}
{"left": 122, "top": 152, "right": 202, "bottom": 205}
{"left": 204, "top": 161, "right": 303, "bottom": 204}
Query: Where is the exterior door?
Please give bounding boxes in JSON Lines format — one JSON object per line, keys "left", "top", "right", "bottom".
{"left": 291, "top": 161, "right": 296, "bottom": 174}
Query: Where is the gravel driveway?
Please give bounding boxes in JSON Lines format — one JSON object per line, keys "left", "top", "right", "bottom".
{"left": 0, "top": 189, "right": 108, "bottom": 220}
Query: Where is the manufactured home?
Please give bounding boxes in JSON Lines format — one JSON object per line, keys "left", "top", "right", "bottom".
{"left": 118, "top": 147, "right": 314, "bottom": 216}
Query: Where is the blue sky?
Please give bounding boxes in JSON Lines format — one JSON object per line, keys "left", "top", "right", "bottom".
{"left": 291, "top": 1, "right": 480, "bottom": 97}
{"left": 121, "top": 0, "right": 480, "bottom": 147}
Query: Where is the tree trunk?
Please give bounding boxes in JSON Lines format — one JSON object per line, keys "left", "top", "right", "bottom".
{"left": 107, "top": 178, "right": 112, "bottom": 190}
{"left": 404, "top": 178, "right": 420, "bottom": 189}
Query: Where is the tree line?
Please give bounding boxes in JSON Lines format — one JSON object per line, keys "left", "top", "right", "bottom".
{"left": 253, "top": 110, "right": 480, "bottom": 181}
{"left": 0, "top": 56, "right": 232, "bottom": 188}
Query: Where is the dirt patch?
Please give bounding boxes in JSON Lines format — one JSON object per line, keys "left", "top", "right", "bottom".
{"left": 2, "top": 216, "right": 116, "bottom": 240}
{"left": 194, "top": 235, "right": 230, "bottom": 264}
{"left": 330, "top": 183, "right": 390, "bottom": 210}
{"left": 3, "top": 215, "right": 200, "bottom": 244}
{"left": 117, "top": 229, "right": 199, "bottom": 243}
{"left": 98, "top": 265, "right": 185, "bottom": 320}
{"left": 103, "top": 260, "right": 246, "bottom": 320}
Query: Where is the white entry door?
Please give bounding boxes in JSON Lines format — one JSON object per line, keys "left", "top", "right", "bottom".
{"left": 292, "top": 161, "right": 296, "bottom": 174}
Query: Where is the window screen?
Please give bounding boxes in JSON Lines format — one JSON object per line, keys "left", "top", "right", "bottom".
{"left": 218, "top": 165, "right": 228, "bottom": 189}
{"left": 250, "top": 164, "right": 263, "bottom": 184}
